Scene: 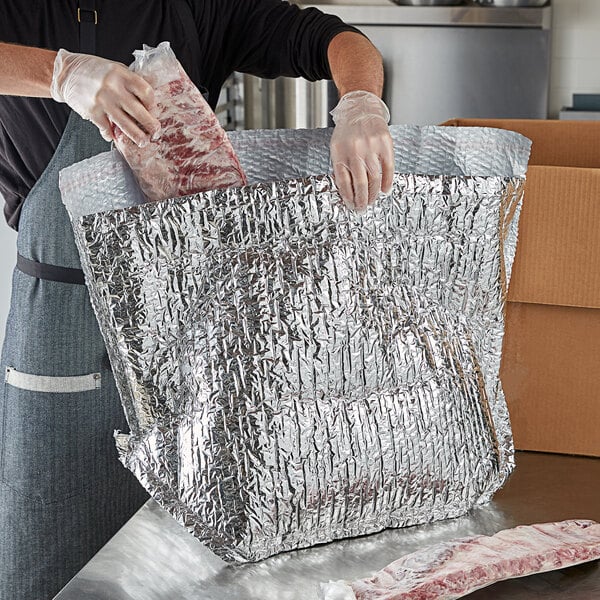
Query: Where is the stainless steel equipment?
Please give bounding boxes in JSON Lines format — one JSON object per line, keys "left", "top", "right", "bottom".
{"left": 477, "top": 0, "right": 549, "bottom": 6}
{"left": 215, "top": 73, "right": 244, "bottom": 131}
{"left": 243, "top": 74, "right": 332, "bottom": 129}
{"left": 53, "top": 452, "right": 600, "bottom": 600}
{"left": 393, "top": 0, "right": 464, "bottom": 5}
{"left": 243, "top": 3, "right": 551, "bottom": 128}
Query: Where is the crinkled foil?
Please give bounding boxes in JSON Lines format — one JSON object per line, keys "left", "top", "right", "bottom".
{"left": 62, "top": 126, "right": 530, "bottom": 563}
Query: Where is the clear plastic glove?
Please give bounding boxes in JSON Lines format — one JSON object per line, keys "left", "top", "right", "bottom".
{"left": 330, "top": 90, "right": 394, "bottom": 212}
{"left": 50, "top": 49, "right": 161, "bottom": 147}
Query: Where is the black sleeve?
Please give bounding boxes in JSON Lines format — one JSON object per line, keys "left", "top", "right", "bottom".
{"left": 196, "top": 0, "right": 364, "bottom": 82}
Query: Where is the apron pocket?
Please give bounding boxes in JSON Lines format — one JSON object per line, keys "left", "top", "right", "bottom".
{"left": 5, "top": 366, "right": 101, "bottom": 393}
{"left": 1, "top": 367, "right": 104, "bottom": 503}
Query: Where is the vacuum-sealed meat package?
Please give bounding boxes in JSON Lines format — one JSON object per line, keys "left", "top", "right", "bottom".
{"left": 112, "top": 41, "right": 246, "bottom": 201}
{"left": 321, "top": 520, "right": 600, "bottom": 600}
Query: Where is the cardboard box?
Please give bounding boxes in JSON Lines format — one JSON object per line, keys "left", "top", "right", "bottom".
{"left": 443, "top": 119, "right": 600, "bottom": 457}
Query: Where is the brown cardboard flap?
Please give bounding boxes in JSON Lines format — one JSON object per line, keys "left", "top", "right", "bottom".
{"left": 443, "top": 119, "right": 600, "bottom": 168}
{"left": 442, "top": 118, "right": 600, "bottom": 308}
{"left": 508, "top": 166, "right": 600, "bottom": 309}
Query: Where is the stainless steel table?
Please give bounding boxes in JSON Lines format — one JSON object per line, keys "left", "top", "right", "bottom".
{"left": 54, "top": 452, "right": 600, "bottom": 599}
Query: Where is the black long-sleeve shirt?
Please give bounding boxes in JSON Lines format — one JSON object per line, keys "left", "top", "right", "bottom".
{"left": 0, "top": 0, "right": 359, "bottom": 230}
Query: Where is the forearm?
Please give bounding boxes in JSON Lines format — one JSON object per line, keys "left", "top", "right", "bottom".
{"left": 0, "top": 42, "right": 55, "bottom": 97}
{"left": 327, "top": 32, "right": 383, "bottom": 98}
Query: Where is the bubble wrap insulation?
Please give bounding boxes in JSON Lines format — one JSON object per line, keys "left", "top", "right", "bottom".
{"left": 62, "top": 125, "right": 531, "bottom": 563}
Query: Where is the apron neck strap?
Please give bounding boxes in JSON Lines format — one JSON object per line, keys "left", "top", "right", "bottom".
{"left": 78, "top": 0, "right": 97, "bottom": 55}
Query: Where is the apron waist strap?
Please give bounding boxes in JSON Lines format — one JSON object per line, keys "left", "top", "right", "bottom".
{"left": 17, "top": 254, "right": 85, "bottom": 285}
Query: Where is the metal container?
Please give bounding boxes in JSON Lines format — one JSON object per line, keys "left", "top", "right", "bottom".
{"left": 392, "top": 0, "right": 464, "bottom": 5}
{"left": 243, "top": 75, "right": 333, "bottom": 129}
{"left": 475, "top": 0, "right": 548, "bottom": 6}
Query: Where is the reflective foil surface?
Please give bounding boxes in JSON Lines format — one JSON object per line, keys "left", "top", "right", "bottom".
{"left": 62, "top": 126, "right": 530, "bottom": 562}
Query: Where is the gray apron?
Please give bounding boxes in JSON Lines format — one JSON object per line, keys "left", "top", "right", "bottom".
{"left": 0, "top": 99, "right": 148, "bottom": 600}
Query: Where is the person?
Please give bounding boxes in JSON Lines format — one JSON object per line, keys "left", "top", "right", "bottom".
{"left": 0, "top": 1, "right": 394, "bottom": 597}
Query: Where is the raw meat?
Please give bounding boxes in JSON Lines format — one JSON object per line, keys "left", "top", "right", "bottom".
{"left": 321, "top": 520, "right": 600, "bottom": 600}
{"left": 112, "top": 42, "right": 246, "bottom": 202}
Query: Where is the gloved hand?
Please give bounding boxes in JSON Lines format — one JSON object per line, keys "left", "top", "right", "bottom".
{"left": 330, "top": 90, "right": 394, "bottom": 212}
{"left": 50, "top": 49, "right": 161, "bottom": 147}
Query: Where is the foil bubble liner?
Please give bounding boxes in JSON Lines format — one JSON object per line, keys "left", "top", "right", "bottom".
{"left": 60, "top": 125, "right": 531, "bottom": 562}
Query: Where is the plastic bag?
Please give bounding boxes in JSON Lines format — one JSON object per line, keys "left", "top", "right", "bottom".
{"left": 112, "top": 41, "right": 246, "bottom": 201}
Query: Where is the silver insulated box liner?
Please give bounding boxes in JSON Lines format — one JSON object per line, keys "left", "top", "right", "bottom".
{"left": 60, "top": 125, "right": 531, "bottom": 563}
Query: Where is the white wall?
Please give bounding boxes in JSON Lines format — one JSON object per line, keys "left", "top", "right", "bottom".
{"left": 0, "top": 216, "right": 16, "bottom": 349}
{"left": 550, "top": 0, "right": 600, "bottom": 117}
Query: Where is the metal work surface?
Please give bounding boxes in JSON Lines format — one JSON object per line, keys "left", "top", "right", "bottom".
{"left": 297, "top": 3, "right": 552, "bottom": 28}
{"left": 54, "top": 452, "right": 600, "bottom": 599}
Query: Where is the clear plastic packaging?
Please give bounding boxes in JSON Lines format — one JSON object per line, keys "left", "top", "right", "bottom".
{"left": 112, "top": 42, "right": 246, "bottom": 201}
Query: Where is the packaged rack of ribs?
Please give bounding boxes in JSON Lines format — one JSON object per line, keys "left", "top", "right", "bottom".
{"left": 322, "top": 520, "right": 600, "bottom": 600}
